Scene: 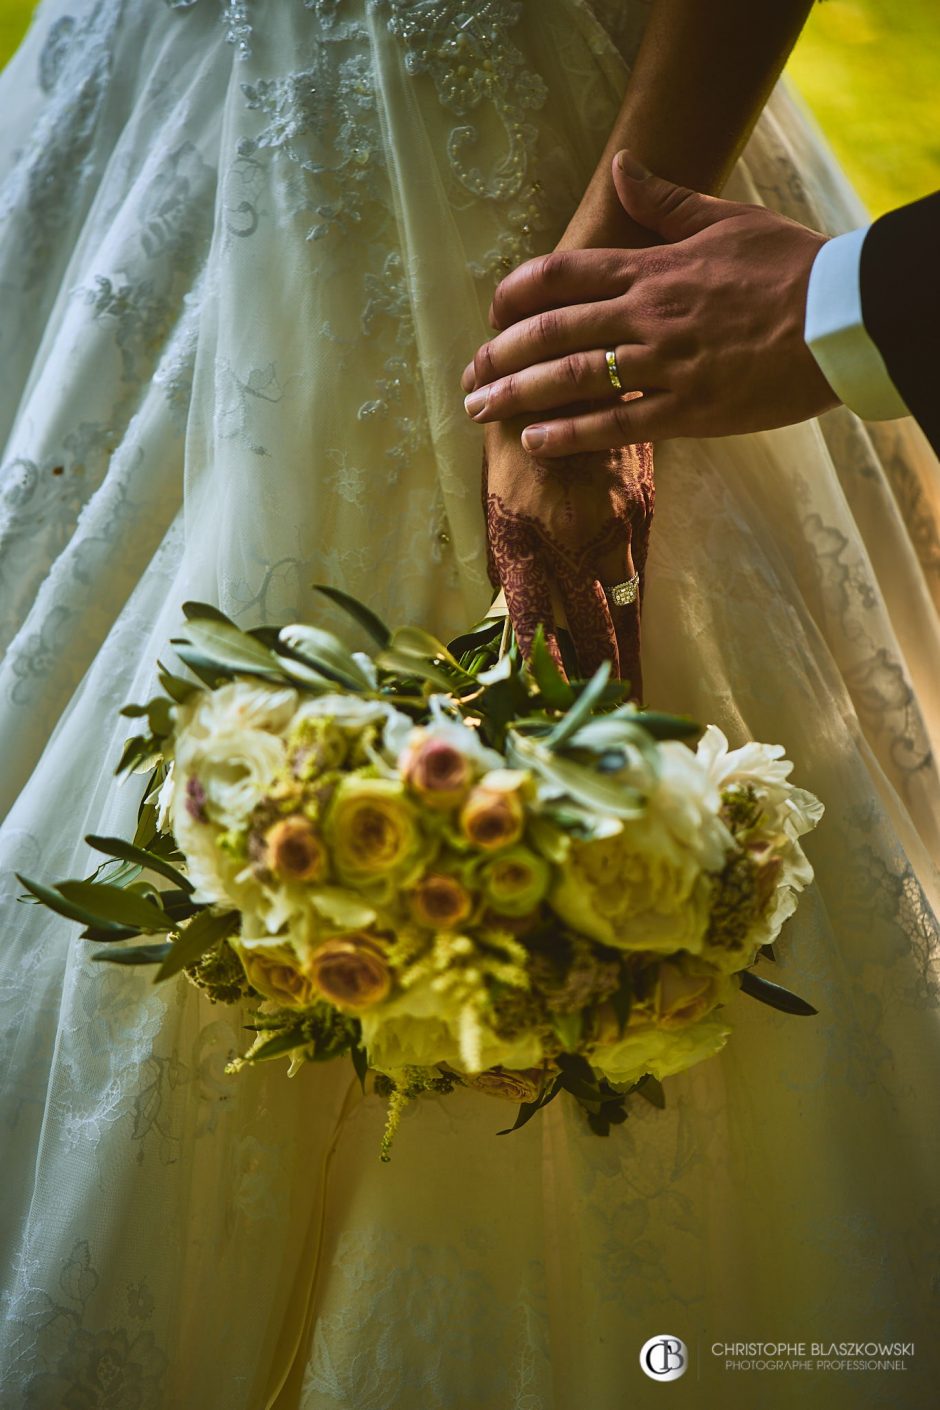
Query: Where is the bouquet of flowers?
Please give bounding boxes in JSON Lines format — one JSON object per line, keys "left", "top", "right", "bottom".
{"left": 20, "top": 589, "right": 822, "bottom": 1157}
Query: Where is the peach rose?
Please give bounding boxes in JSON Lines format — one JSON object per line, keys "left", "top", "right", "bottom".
{"left": 402, "top": 736, "right": 473, "bottom": 810}
{"left": 310, "top": 934, "right": 392, "bottom": 1011}
{"left": 409, "top": 873, "right": 474, "bottom": 929}
{"left": 463, "top": 1067, "right": 544, "bottom": 1102}
{"left": 459, "top": 773, "right": 526, "bottom": 851}
{"left": 265, "top": 816, "right": 327, "bottom": 883}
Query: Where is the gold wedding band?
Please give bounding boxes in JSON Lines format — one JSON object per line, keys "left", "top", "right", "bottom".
{"left": 604, "top": 573, "right": 639, "bottom": 607}
{"left": 604, "top": 349, "right": 623, "bottom": 392}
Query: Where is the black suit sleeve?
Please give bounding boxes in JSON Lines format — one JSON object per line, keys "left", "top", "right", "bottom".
{"left": 859, "top": 190, "right": 940, "bottom": 457}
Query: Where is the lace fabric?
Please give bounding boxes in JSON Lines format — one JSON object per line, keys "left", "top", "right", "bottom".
{"left": 1, "top": 3, "right": 939, "bottom": 1407}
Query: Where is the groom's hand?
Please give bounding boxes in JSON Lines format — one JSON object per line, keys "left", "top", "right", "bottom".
{"left": 462, "top": 152, "right": 839, "bottom": 452}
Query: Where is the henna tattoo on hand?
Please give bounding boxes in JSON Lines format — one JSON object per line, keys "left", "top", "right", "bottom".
{"left": 482, "top": 426, "right": 654, "bottom": 695}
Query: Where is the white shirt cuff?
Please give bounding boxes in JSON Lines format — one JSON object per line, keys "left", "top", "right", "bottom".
{"left": 804, "top": 226, "right": 910, "bottom": 421}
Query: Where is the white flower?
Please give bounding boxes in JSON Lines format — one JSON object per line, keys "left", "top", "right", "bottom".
{"left": 696, "top": 725, "right": 824, "bottom": 950}
{"left": 173, "top": 727, "right": 286, "bottom": 833}
{"left": 171, "top": 679, "right": 298, "bottom": 751}
{"left": 590, "top": 1013, "right": 732, "bottom": 1087}
{"left": 652, "top": 741, "right": 735, "bottom": 872}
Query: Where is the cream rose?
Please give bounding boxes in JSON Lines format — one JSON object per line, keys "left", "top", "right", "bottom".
{"left": 549, "top": 815, "right": 714, "bottom": 955}
{"left": 230, "top": 938, "right": 318, "bottom": 1011}
{"left": 590, "top": 1013, "right": 732, "bottom": 1087}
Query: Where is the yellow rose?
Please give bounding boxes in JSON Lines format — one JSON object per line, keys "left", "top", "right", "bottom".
{"left": 478, "top": 846, "right": 549, "bottom": 917}
{"left": 310, "top": 934, "right": 392, "bottom": 1011}
{"left": 231, "top": 939, "right": 318, "bottom": 1011}
{"left": 326, "top": 776, "right": 427, "bottom": 883}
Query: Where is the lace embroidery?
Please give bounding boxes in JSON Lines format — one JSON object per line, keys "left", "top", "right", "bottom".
{"left": 9, "top": 1241, "right": 168, "bottom": 1410}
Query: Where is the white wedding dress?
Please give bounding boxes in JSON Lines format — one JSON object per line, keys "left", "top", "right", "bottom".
{"left": 1, "top": 3, "right": 939, "bottom": 1407}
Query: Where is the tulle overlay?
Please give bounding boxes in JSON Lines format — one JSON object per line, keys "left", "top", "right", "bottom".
{"left": 1, "top": 2, "right": 938, "bottom": 1407}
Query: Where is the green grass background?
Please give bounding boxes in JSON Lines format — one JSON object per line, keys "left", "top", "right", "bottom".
{"left": 1, "top": 0, "right": 938, "bottom": 216}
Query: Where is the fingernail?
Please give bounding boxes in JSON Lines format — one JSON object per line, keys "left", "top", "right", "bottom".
{"left": 464, "top": 389, "right": 487, "bottom": 417}
{"left": 522, "top": 425, "right": 546, "bottom": 451}
{"left": 616, "top": 150, "right": 649, "bottom": 180}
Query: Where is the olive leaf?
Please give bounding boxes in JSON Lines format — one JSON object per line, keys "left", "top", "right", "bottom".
{"left": 156, "top": 909, "right": 240, "bottom": 982}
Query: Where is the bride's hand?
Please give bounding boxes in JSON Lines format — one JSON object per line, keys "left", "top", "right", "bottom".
{"left": 481, "top": 419, "right": 653, "bottom": 691}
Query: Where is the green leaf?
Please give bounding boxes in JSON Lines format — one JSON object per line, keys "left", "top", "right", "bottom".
{"left": 279, "top": 623, "right": 372, "bottom": 690}
{"left": 155, "top": 910, "right": 240, "bottom": 982}
{"left": 635, "top": 710, "right": 701, "bottom": 741}
{"left": 389, "top": 626, "right": 468, "bottom": 675}
{"left": 16, "top": 874, "right": 133, "bottom": 934}
{"left": 509, "top": 734, "right": 645, "bottom": 819}
{"left": 448, "top": 616, "right": 504, "bottom": 659}
{"left": 738, "top": 969, "right": 817, "bottom": 1016}
{"left": 375, "top": 649, "right": 457, "bottom": 693}
{"left": 156, "top": 661, "right": 198, "bottom": 704}
{"left": 244, "top": 1027, "right": 310, "bottom": 1063}
{"left": 86, "top": 855, "right": 142, "bottom": 889}
{"left": 550, "top": 1011, "right": 585, "bottom": 1053}
{"left": 172, "top": 618, "right": 285, "bottom": 680}
{"left": 80, "top": 925, "right": 140, "bottom": 943}
{"left": 351, "top": 1043, "right": 369, "bottom": 1093}
{"left": 496, "top": 1077, "right": 562, "bottom": 1135}
{"left": 181, "top": 601, "right": 238, "bottom": 626}
{"left": 635, "top": 1074, "right": 666, "bottom": 1109}
{"left": 272, "top": 654, "right": 335, "bottom": 690}
{"left": 167, "top": 646, "right": 227, "bottom": 689}
{"left": 85, "top": 836, "right": 194, "bottom": 894}
{"left": 544, "top": 661, "right": 612, "bottom": 750}
{"left": 555, "top": 1050, "right": 601, "bottom": 1103}
{"left": 310, "top": 888, "right": 377, "bottom": 930}
{"left": 312, "top": 584, "right": 391, "bottom": 648}
{"left": 528, "top": 626, "right": 575, "bottom": 710}
{"left": 115, "top": 734, "right": 163, "bottom": 778}
{"left": 57, "top": 881, "right": 173, "bottom": 932}
{"left": 91, "top": 943, "right": 174, "bottom": 966}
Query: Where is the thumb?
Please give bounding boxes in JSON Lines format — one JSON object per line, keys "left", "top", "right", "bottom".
{"left": 612, "top": 151, "right": 733, "bottom": 243}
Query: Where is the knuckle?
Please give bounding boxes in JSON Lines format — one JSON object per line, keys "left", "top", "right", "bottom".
{"left": 561, "top": 352, "right": 588, "bottom": 391}
{"left": 474, "top": 341, "right": 498, "bottom": 382}
{"left": 496, "top": 373, "right": 518, "bottom": 410}
{"left": 536, "top": 250, "right": 565, "bottom": 286}
{"left": 535, "top": 307, "right": 560, "bottom": 344}
{"left": 611, "top": 402, "right": 635, "bottom": 439}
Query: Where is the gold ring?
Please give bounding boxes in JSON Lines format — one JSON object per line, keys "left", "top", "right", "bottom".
{"left": 604, "top": 349, "right": 623, "bottom": 392}
{"left": 604, "top": 573, "right": 639, "bottom": 607}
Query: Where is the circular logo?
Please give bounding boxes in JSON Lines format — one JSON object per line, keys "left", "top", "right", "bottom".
{"left": 639, "top": 1335, "right": 689, "bottom": 1382}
